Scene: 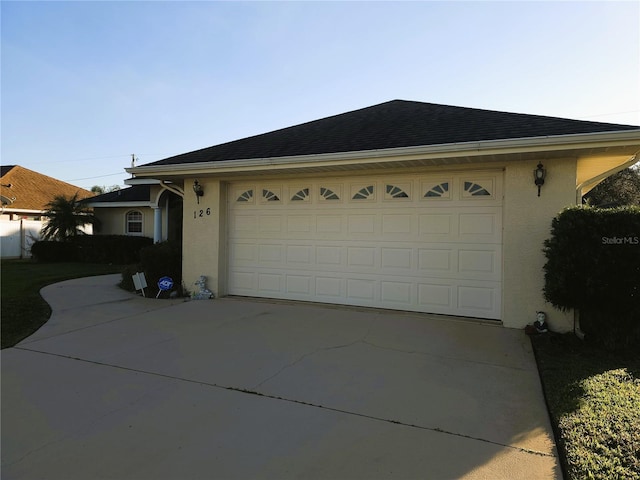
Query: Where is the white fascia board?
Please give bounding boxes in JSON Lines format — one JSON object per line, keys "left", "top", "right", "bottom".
{"left": 1, "top": 208, "right": 44, "bottom": 215}
{"left": 126, "top": 130, "right": 640, "bottom": 177}
{"left": 124, "top": 178, "right": 163, "bottom": 186}
{"left": 85, "top": 201, "right": 152, "bottom": 208}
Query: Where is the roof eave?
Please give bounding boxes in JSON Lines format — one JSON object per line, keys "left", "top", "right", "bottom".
{"left": 84, "top": 201, "right": 153, "bottom": 208}
{"left": 126, "top": 130, "right": 640, "bottom": 177}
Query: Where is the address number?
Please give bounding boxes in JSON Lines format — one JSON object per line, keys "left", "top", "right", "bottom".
{"left": 194, "top": 208, "right": 211, "bottom": 218}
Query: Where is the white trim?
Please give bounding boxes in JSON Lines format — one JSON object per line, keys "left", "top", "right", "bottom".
{"left": 124, "top": 178, "right": 163, "bottom": 185}
{"left": 1, "top": 207, "right": 44, "bottom": 215}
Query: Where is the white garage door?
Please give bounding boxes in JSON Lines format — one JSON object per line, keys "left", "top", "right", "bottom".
{"left": 227, "top": 172, "right": 502, "bottom": 319}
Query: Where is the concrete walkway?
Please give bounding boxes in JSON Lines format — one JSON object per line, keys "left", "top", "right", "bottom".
{"left": 1, "top": 274, "right": 562, "bottom": 479}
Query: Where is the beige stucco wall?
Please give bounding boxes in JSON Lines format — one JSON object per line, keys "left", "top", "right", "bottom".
{"left": 182, "top": 179, "right": 226, "bottom": 297}
{"left": 94, "top": 207, "right": 155, "bottom": 239}
{"left": 502, "top": 158, "right": 577, "bottom": 332}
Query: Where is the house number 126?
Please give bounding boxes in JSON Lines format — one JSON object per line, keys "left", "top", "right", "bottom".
{"left": 194, "top": 208, "right": 211, "bottom": 218}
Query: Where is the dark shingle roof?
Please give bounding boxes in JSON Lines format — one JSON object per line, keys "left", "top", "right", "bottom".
{"left": 84, "top": 185, "right": 150, "bottom": 203}
{"left": 144, "top": 100, "right": 638, "bottom": 167}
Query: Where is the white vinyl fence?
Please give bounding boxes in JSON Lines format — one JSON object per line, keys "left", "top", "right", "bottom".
{"left": 1, "top": 219, "right": 44, "bottom": 259}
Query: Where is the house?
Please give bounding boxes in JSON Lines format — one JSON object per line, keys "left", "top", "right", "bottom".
{"left": 1, "top": 165, "right": 93, "bottom": 258}
{"left": 83, "top": 183, "right": 182, "bottom": 243}
{"left": 125, "top": 100, "right": 640, "bottom": 331}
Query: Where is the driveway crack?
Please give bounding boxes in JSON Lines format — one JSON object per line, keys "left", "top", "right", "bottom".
{"left": 254, "top": 319, "right": 375, "bottom": 389}
{"left": 253, "top": 339, "right": 361, "bottom": 389}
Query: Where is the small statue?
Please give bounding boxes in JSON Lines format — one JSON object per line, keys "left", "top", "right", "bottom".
{"left": 525, "top": 311, "right": 549, "bottom": 335}
{"left": 193, "top": 275, "right": 214, "bottom": 300}
{"left": 534, "top": 311, "right": 549, "bottom": 333}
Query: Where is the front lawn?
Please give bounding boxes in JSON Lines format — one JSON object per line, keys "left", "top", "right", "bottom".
{"left": 531, "top": 333, "right": 640, "bottom": 480}
{"left": 1, "top": 259, "right": 124, "bottom": 348}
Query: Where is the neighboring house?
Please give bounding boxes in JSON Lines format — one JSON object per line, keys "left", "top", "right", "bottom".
{"left": 1, "top": 165, "right": 93, "bottom": 258}
{"left": 83, "top": 183, "right": 182, "bottom": 243}
{"left": 125, "top": 100, "right": 640, "bottom": 331}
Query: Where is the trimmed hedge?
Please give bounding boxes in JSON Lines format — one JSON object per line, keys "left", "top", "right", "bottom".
{"left": 31, "top": 235, "right": 153, "bottom": 264}
{"left": 543, "top": 206, "right": 640, "bottom": 349}
{"left": 30, "top": 241, "right": 77, "bottom": 262}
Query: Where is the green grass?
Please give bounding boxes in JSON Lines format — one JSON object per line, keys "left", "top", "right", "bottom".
{"left": 1, "top": 259, "right": 124, "bottom": 349}
{"left": 531, "top": 333, "right": 640, "bottom": 480}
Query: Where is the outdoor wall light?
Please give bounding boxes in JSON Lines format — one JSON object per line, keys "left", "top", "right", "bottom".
{"left": 534, "top": 162, "right": 546, "bottom": 197}
{"left": 193, "top": 180, "right": 204, "bottom": 204}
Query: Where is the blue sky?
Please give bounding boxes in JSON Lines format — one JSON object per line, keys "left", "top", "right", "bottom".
{"left": 2, "top": 1, "right": 639, "bottom": 190}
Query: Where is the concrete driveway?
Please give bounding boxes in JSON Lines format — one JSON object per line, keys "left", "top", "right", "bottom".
{"left": 1, "top": 274, "right": 561, "bottom": 479}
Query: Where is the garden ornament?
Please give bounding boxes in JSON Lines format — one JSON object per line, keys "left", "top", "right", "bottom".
{"left": 193, "top": 275, "right": 214, "bottom": 300}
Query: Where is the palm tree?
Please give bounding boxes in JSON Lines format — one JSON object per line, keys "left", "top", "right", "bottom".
{"left": 41, "top": 193, "right": 100, "bottom": 241}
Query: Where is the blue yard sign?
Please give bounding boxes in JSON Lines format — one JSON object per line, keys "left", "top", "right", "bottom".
{"left": 157, "top": 276, "right": 174, "bottom": 298}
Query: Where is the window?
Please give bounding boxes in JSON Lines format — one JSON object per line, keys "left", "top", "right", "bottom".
{"left": 237, "top": 189, "right": 254, "bottom": 202}
{"left": 126, "top": 210, "right": 143, "bottom": 235}
{"left": 424, "top": 182, "right": 449, "bottom": 198}
{"left": 320, "top": 187, "right": 340, "bottom": 200}
{"left": 463, "top": 181, "right": 491, "bottom": 196}
{"left": 352, "top": 185, "right": 374, "bottom": 200}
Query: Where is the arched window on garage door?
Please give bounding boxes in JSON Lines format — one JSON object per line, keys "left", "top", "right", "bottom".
{"left": 125, "top": 210, "right": 143, "bottom": 236}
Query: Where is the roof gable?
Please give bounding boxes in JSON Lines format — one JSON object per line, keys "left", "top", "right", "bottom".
{"left": 144, "top": 100, "right": 639, "bottom": 167}
{"left": 1, "top": 165, "right": 92, "bottom": 212}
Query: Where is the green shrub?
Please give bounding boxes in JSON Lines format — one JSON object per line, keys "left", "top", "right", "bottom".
{"left": 120, "top": 241, "right": 183, "bottom": 297}
{"left": 543, "top": 206, "right": 640, "bottom": 349}
{"left": 70, "top": 235, "right": 153, "bottom": 264}
{"left": 30, "top": 241, "right": 77, "bottom": 262}
{"left": 31, "top": 236, "right": 153, "bottom": 265}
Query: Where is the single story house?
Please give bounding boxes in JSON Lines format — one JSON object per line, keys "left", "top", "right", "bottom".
{"left": 1, "top": 165, "right": 93, "bottom": 220}
{"left": 83, "top": 184, "right": 182, "bottom": 243}
{"left": 1, "top": 165, "right": 93, "bottom": 258}
{"left": 125, "top": 100, "right": 640, "bottom": 331}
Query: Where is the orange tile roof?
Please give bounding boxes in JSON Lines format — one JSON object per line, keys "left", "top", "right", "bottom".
{"left": 1, "top": 165, "right": 93, "bottom": 212}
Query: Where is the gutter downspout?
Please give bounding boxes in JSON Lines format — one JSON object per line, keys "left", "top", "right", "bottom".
{"left": 572, "top": 152, "right": 639, "bottom": 339}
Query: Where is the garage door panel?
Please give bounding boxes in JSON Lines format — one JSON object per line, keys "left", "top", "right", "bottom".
{"left": 232, "top": 215, "right": 257, "bottom": 234}
{"left": 419, "top": 214, "right": 452, "bottom": 237}
{"left": 258, "top": 244, "right": 283, "bottom": 263}
{"left": 381, "top": 248, "right": 413, "bottom": 270}
{"left": 286, "top": 245, "right": 313, "bottom": 265}
{"left": 315, "top": 277, "right": 344, "bottom": 298}
{"left": 316, "top": 215, "right": 343, "bottom": 235}
{"left": 228, "top": 173, "right": 502, "bottom": 320}
{"left": 231, "top": 242, "right": 256, "bottom": 262}
{"left": 381, "top": 281, "right": 413, "bottom": 304}
{"left": 316, "top": 246, "right": 343, "bottom": 266}
{"left": 382, "top": 214, "right": 412, "bottom": 234}
{"left": 347, "top": 247, "right": 377, "bottom": 268}
{"left": 418, "top": 283, "right": 453, "bottom": 308}
{"left": 258, "top": 216, "right": 282, "bottom": 233}
{"left": 257, "top": 273, "right": 282, "bottom": 293}
{"left": 287, "top": 216, "right": 312, "bottom": 233}
{"left": 458, "top": 249, "right": 501, "bottom": 280}
{"left": 347, "top": 214, "right": 376, "bottom": 234}
{"left": 229, "top": 271, "right": 256, "bottom": 292}
{"left": 346, "top": 279, "right": 376, "bottom": 301}
{"left": 286, "top": 275, "right": 312, "bottom": 295}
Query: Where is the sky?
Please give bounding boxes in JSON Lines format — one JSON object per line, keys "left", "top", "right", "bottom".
{"left": 2, "top": 1, "right": 639, "bottom": 191}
